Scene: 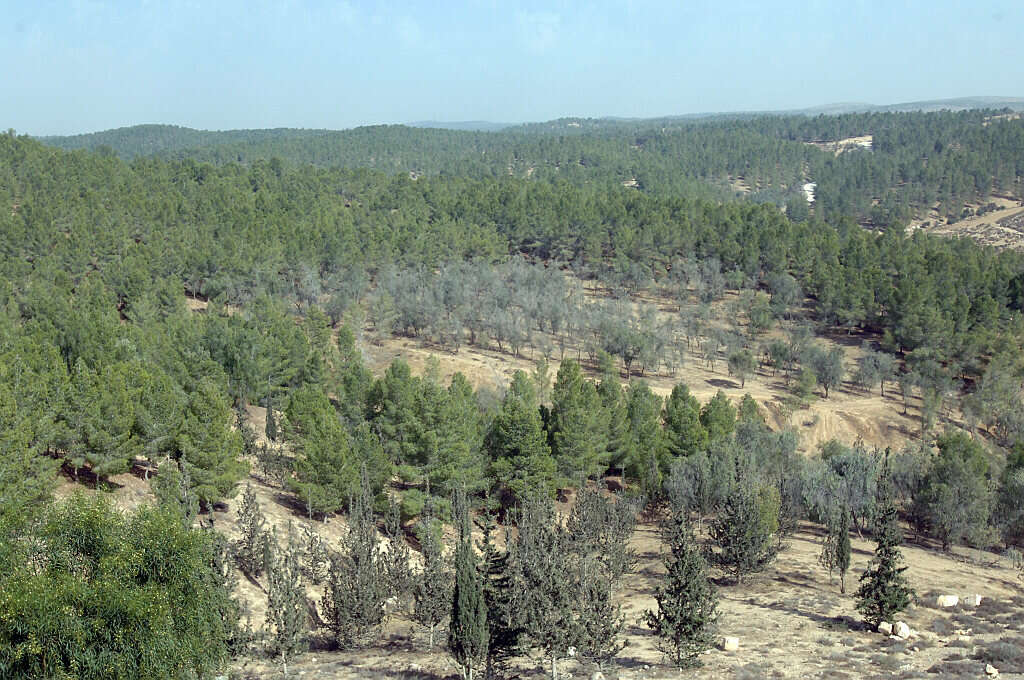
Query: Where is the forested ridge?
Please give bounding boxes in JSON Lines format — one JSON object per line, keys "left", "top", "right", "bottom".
{"left": 41, "top": 108, "right": 1024, "bottom": 227}
{"left": 3, "top": 107, "right": 1024, "bottom": 679}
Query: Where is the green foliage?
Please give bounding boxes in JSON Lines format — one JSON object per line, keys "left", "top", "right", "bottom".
{"left": 819, "top": 507, "right": 852, "bottom": 593}
{"left": 856, "top": 478, "right": 914, "bottom": 626}
{"left": 663, "top": 383, "right": 708, "bottom": 458}
{"left": 173, "top": 377, "right": 247, "bottom": 509}
{"left": 645, "top": 516, "right": 719, "bottom": 669}
{"left": 0, "top": 495, "right": 237, "bottom": 680}
{"left": 624, "top": 381, "right": 667, "bottom": 500}
{"left": 151, "top": 458, "right": 199, "bottom": 527}
{"left": 911, "top": 431, "right": 995, "bottom": 550}
{"left": 549, "top": 360, "right": 609, "bottom": 480}
{"left": 413, "top": 503, "right": 452, "bottom": 649}
{"left": 486, "top": 372, "right": 556, "bottom": 504}
{"left": 448, "top": 491, "right": 489, "bottom": 680}
{"left": 320, "top": 469, "right": 388, "bottom": 648}
{"left": 265, "top": 523, "right": 309, "bottom": 672}
{"left": 727, "top": 348, "right": 756, "bottom": 388}
{"left": 234, "top": 484, "right": 271, "bottom": 578}
{"left": 708, "top": 482, "right": 780, "bottom": 583}
{"left": 700, "top": 390, "right": 736, "bottom": 444}
{"left": 285, "top": 385, "right": 360, "bottom": 518}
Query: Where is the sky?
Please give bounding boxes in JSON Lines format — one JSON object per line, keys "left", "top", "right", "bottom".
{"left": 3, "top": 0, "right": 1023, "bottom": 136}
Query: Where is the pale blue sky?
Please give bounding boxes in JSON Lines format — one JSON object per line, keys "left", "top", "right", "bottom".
{"left": 3, "top": 0, "right": 1022, "bottom": 135}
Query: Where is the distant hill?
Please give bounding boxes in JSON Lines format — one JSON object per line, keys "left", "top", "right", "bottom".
{"left": 408, "top": 120, "right": 512, "bottom": 132}
{"left": 37, "top": 124, "right": 332, "bottom": 159}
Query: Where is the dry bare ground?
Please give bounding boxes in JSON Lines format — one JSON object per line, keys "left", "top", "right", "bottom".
{"left": 907, "top": 195, "right": 1024, "bottom": 251}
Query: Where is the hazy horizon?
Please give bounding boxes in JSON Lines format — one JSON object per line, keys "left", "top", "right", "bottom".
{"left": 5, "top": 1, "right": 1024, "bottom": 136}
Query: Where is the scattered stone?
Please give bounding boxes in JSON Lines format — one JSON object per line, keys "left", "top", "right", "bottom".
{"left": 936, "top": 594, "right": 959, "bottom": 608}
{"left": 878, "top": 621, "right": 893, "bottom": 635}
{"left": 720, "top": 637, "right": 740, "bottom": 652}
{"left": 591, "top": 673, "right": 606, "bottom": 680}
{"left": 963, "top": 594, "right": 983, "bottom": 607}
{"left": 956, "top": 635, "right": 972, "bottom": 643}
{"left": 986, "top": 664, "right": 999, "bottom": 676}
{"left": 894, "top": 622, "right": 911, "bottom": 639}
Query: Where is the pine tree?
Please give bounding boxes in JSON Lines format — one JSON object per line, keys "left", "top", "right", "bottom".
{"left": 413, "top": 501, "right": 452, "bottom": 649}
{"left": 855, "top": 477, "right": 914, "bottom": 626}
{"left": 449, "top": 490, "right": 488, "bottom": 680}
{"left": 173, "top": 377, "right": 248, "bottom": 510}
{"left": 645, "top": 516, "right": 718, "bottom": 669}
{"left": 663, "top": 383, "right": 708, "bottom": 458}
{"left": 265, "top": 523, "right": 308, "bottom": 677}
{"left": 486, "top": 371, "right": 556, "bottom": 503}
{"left": 624, "top": 381, "right": 666, "bottom": 501}
{"left": 549, "top": 360, "right": 609, "bottom": 480}
{"left": 235, "top": 484, "right": 271, "bottom": 578}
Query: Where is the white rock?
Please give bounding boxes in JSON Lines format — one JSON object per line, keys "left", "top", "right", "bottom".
{"left": 963, "top": 594, "right": 983, "bottom": 607}
{"left": 894, "top": 621, "right": 911, "bottom": 639}
{"left": 877, "top": 621, "right": 893, "bottom": 635}
{"left": 567, "top": 646, "right": 576, "bottom": 658}
{"left": 591, "top": 673, "right": 606, "bottom": 680}
{"left": 720, "top": 636, "right": 739, "bottom": 652}
{"left": 986, "top": 664, "right": 999, "bottom": 676}
{"left": 936, "top": 594, "right": 959, "bottom": 608}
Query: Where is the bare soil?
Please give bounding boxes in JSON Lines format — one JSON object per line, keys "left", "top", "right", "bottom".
{"left": 907, "top": 196, "right": 1024, "bottom": 251}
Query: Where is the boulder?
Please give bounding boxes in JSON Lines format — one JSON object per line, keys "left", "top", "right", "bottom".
{"left": 986, "top": 664, "right": 999, "bottom": 676}
{"left": 720, "top": 636, "right": 740, "bottom": 652}
{"left": 591, "top": 673, "right": 606, "bottom": 680}
{"left": 936, "top": 594, "right": 959, "bottom": 608}
{"left": 877, "top": 621, "right": 893, "bottom": 635}
{"left": 894, "top": 621, "right": 911, "bottom": 639}
{"left": 963, "top": 594, "right": 983, "bottom": 607}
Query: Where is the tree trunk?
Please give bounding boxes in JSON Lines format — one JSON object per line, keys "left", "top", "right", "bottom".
{"left": 551, "top": 656, "right": 557, "bottom": 680}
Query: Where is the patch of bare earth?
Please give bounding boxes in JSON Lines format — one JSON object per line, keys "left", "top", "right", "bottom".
{"left": 907, "top": 196, "right": 1024, "bottom": 251}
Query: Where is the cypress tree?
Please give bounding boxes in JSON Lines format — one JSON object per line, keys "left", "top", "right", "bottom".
{"left": 234, "top": 483, "right": 271, "bottom": 578}
{"left": 265, "top": 523, "right": 309, "bottom": 677}
{"left": 449, "top": 491, "right": 489, "bottom": 680}
{"left": 708, "top": 482, "right": 779, "bottom": 584}
{"left": 320, "top": 468, "right": 388, "bottom": 648}
{"left": 855, "top": 477, "right": 913, "bottom": 626}
{"left": 265, "top": 388, "right": 278, "bottom": 442}
{"left": 645, "top": 516, "right": 719, "bottom": 669}
{"left": 413, "top": 500, "right": 452, "bottom": 649}
{"left": 476, "top": 508, "right": 519, "bottom": 679}
{"left": 819, "top": 506, "right": 852, "bottom": 593}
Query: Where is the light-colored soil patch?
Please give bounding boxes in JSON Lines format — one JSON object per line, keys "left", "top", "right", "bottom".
{"left": 907, "top": 195, "right": 1024, "bottom": 250}
{"left": 806, "top": 135, "right": 873, "bottom": 155}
